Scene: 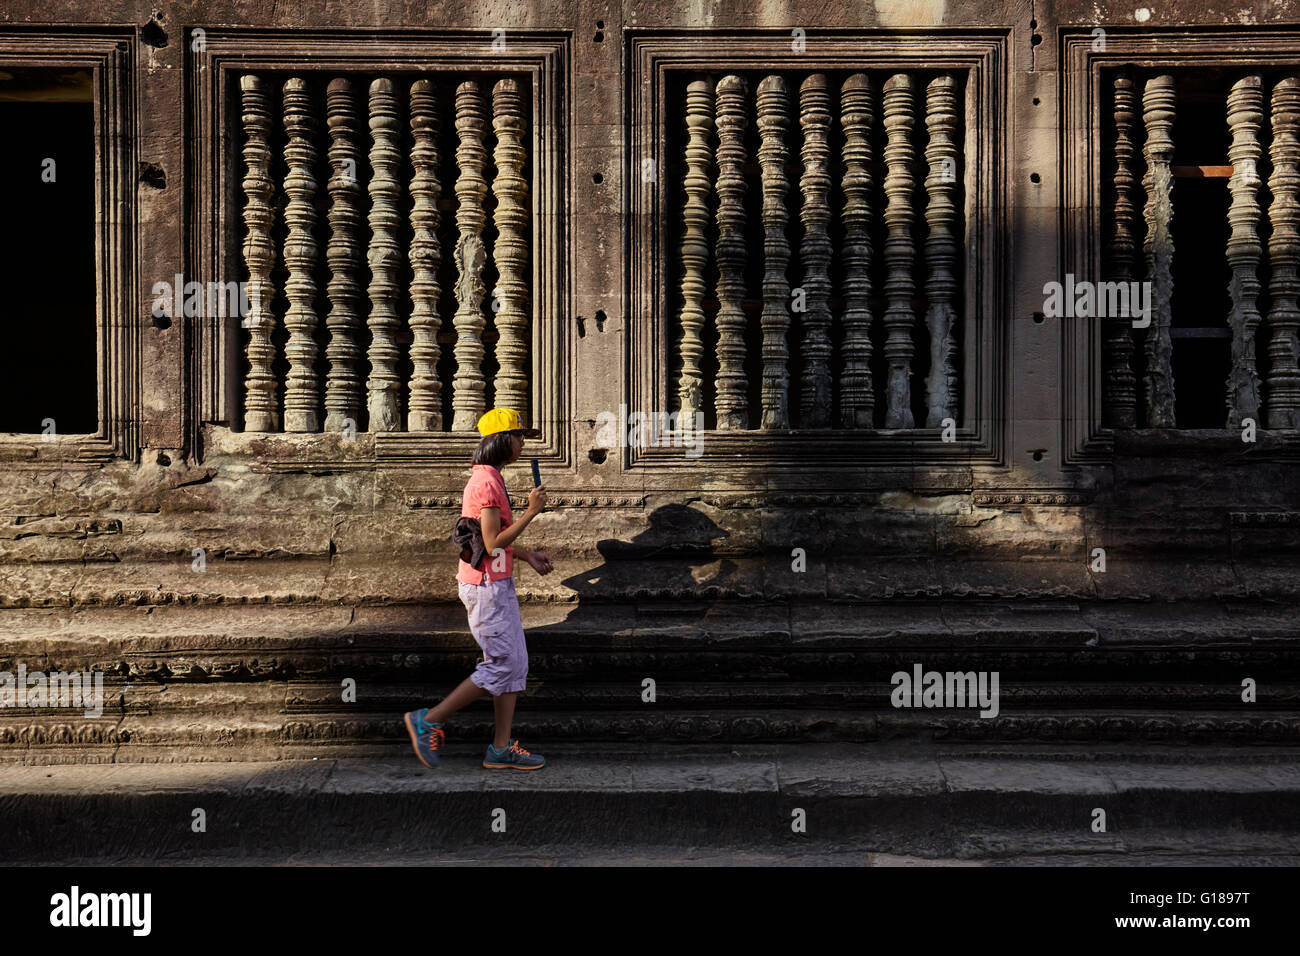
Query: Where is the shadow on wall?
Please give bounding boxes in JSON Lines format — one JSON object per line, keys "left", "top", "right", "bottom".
{"left": 509, "top": 503, "right": 740, "bottom": 697}
{"left": 553, "top": 502, "right": 736, "bottom": 600}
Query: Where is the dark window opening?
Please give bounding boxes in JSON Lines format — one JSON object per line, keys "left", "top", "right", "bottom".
{"left": 1105, "top": 66, "right": 1284, "bottom": 428}
{"left": 0, "top": 67, "right": 97, "bottom": 435}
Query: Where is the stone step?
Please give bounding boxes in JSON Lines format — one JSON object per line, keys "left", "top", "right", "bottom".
{"left": 3, "top": 600, "right": 1297, "bottom": 757}
{"left": 3, "top": 744, "right": 1299, "bottom": 862}
{"left": 3, "top": 705, "right": 1299, "bottom": 764}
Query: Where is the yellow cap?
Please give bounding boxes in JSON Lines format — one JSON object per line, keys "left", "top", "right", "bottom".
{"left": 476, "top": 407, "right": 541, "bottom": 438}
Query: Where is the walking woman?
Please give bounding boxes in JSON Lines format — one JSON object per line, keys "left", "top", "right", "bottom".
{"left": 404, "top": 408, "right": 554, "bottom": 770}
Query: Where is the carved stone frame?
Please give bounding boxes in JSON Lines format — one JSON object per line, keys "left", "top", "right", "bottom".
{"left": 627, "top": 31, "right": 1008, "bottom": 472}
{"left": 188, "top": 29, "right": 568, "bottom": 468}
{"left": 1061, "top": 26, "right": 1300, "bottom": 464}
{"left": 0, "top": 30, "right": 137, "bottom": 465}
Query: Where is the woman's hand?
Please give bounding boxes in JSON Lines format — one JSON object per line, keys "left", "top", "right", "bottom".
{"left": 523, "top": 550, "right": 554, "bottom": 575}
{"left": 526, "top": 484, "right": 548, "bottom": 516}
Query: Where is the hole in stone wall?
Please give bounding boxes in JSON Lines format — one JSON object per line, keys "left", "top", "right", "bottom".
{"left": 141, "top": 16, "right": 168, "bottom": 48}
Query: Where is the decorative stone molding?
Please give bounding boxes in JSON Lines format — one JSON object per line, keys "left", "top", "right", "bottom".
{"left": 676, "top": 77, "right": 714, "bottom": 422}
{"left": 407, "top": 78, "right": 444, "bottom": 433}
{"left": 281, "top": 77, "right": 322, "bottom": 433}
{"left": 450, "top": 79, "right": 490, "bottom": 432}
{"left": 1141, "top": 74, "right": 1177, "bottom": 428}
{"left": 365, "top": 77, "right": 403, "bottom": 432}
{"left": 406, "top": 493, "right": 649, "bottom": 509}
{"left": 839, "top": 73, "right": 875, "bottom": 428}
{"left": 1225, "top": 74, "right": 1265, "bottom": 428}
{"left": 714, "top": 74, "right": 749, "bottom": 430}
{"left": 923, "top": 74, "right": 961, "bottom": 429}
{"left": 323, "top": 78, "right": 366, "bottom": 433}
{"left": 882, "top": 73, "right": 917, "bottom": 429}
{"left": 1104, "top": 71, "right": 1139, "bottom": 429}
{"left": 1266, "top": 76, "right": 1300, "bottom": 430}
{"left": 490, "top": 77, "right": 531, "bottom": 419}
{"left": 239, "top": 74, "right": 280, "bottom": 433}
{"left": 972, "top": 491, "right": 1088, "bottom": 506}
{"left": 1230, "top": 510, "right": 1300, "bottom": 525}
{"left": 757, "top": 74, "right": 791, "bottom": 430}
{"left": 797, "top": 73, "right": 834, "bottom": 427}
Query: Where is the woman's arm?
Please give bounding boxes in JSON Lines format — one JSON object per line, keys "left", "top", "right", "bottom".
{"left": 479, "top": 485, "right": 547, "bottom": 554}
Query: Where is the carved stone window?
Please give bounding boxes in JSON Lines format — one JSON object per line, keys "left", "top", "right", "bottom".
{"left": 1065, "top": 29, "right": 1300, "bottom": 459}
{"left": 190, "top": 32, "right": 566, "bottom": 466}
{"left": 0, "top": 32, "right": 136, "bottom": 463}
{"left": 629, "top": 33, "right": 1007, "bottom": 468}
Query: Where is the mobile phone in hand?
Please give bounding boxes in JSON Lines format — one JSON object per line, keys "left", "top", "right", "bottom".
{"left": 531, "top": 458, "right": 541, "bottom": 487}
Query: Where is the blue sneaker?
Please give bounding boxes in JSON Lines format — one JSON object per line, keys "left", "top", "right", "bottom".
{"left": 482, "top": 738, "right": 545, "bottom": 770}
{"left": 403, "top": 707, "right": 445, "bottom": 769}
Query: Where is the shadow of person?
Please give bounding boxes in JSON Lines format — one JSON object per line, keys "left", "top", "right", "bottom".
{"left": 513, "top": 503, "right": 742, "bottom": 715}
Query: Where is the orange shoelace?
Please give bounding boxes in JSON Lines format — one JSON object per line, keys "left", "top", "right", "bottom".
{"left": 509, "top": 740, "right": 530, "bottom": 756}
{"left": 424, "top": 726, "right": 445, "bottom": 750}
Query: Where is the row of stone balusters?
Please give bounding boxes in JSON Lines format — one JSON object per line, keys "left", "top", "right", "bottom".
{"left": 677, "top": 72, "right": 963, "bottom": 430}
{"left": 1107, "top": 71, "right": 1300, "bottom": 429}
{"left": 239, "top": 74, "right": 531, "bottom": 433}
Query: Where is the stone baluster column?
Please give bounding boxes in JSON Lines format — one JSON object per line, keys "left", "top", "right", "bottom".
{"left": 882, "top": 74, "right": 916, "bottom": 429}
{"left": 366, "top": 78, "right": 403, "bottom": 432}
{"left": 239, "top": 75, "right": 279, "bottom": 432}
{"left": 923, "top": 74, "right": 960, "bottom": 428}
{"left": 492, "top": 77, "right": 531, "bottom": 419}
{"left": 1266, "top": 76, "right": 1300, "bottom": 430}
{"left": 1105, "top": 72, "right": 1139, "bottom": 428}
{"left": 798, "top": 74, "right": 833, "bottom": 427}
{"left": 677, "top": 78, "right": 714, "bottom": 422}
{"left": 282, "top": 77, "right": 320, "bottom": 433}
{"left": 451, "top": 80, "right": 490, "bottom": 431}
{"left": 839, "top": 73, "right": 874, "bottom": 428}
{"left": 1225, "top": 74, "right": 1265, "bottom": 427}
{"left": 408, "top": 78, "right": 443, "bottom": 432}
{"left": 757, "top": 75, "right": 791, "bottom": 429}
{"left": 714, "top": 74, "right": 749, "bottom": 430}
{"left": 323, "top": 78, "right": 365, "bottom": 433}
{"left": 1142, "top": 75, "right": 1177, "bottom": 427}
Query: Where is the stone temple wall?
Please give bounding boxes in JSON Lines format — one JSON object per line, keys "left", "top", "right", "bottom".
{"left": 1, "top": 1, "right": 1298, "bottom": 759}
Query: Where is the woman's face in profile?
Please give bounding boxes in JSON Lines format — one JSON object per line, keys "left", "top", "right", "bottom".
{"left": 509, "top": 433, "right": 524, "bottom": 463}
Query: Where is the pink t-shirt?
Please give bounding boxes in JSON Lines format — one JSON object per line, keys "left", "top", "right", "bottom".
{"left": 457, "top": 464, "right": 515, "bottom": 584}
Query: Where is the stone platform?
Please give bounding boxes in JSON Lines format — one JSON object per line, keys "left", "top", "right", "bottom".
{"left": 2, "top": 743, "right": 1299, "bottom": 864}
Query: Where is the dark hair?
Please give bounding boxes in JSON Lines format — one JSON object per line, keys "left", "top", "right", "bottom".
{"left": 472, "top": 431, "right": 519, "bottom": 468}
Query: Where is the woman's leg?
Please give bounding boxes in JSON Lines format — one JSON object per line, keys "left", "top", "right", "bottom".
{"left": 491, "top": 692, "right": 517, "bottom": 750}
{"left": 426, "top": 676, "right": 488, "bottom": 724}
